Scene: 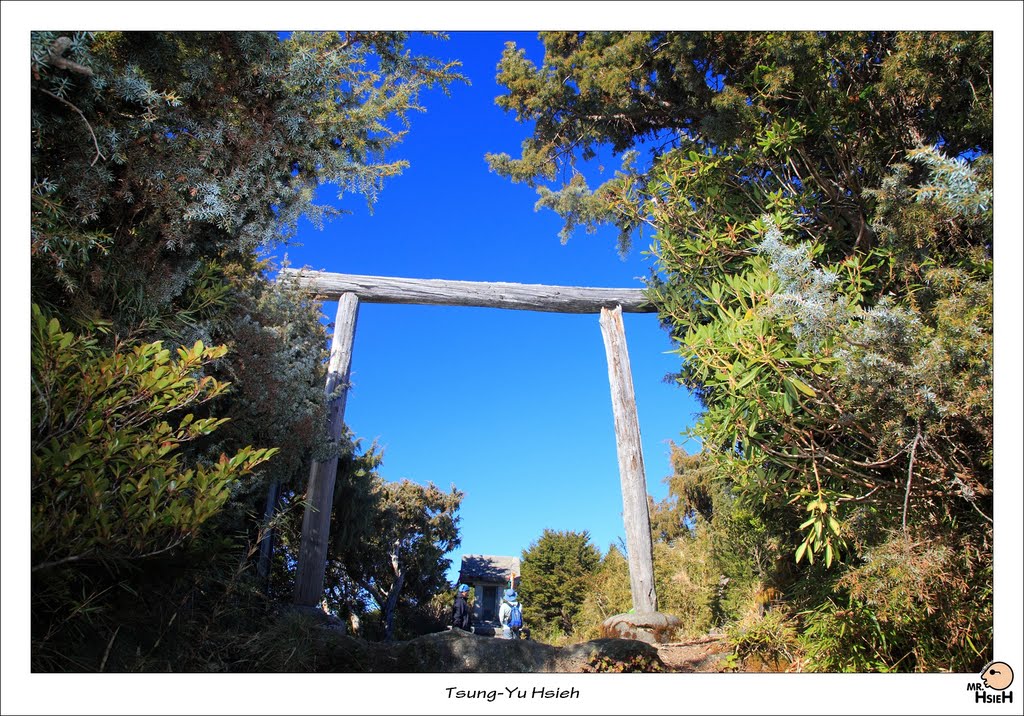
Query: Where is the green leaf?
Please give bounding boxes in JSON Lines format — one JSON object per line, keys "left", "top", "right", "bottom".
{"left": 789, "top": 377, "right": 817, "bottom": 397}
{"left": 782, "top": 391, "right": 794, "bottom": 415}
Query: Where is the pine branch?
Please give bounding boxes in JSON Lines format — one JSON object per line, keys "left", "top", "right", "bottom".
{"left": 47, "top": 37, "right": 94, "bottom": 77}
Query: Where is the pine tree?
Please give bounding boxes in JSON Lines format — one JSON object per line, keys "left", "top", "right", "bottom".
{"left": 328, "top": 465, "right": 464, "bottom": 641}
{"left": 519, "top": 529, "right": 601, "bottom": 638}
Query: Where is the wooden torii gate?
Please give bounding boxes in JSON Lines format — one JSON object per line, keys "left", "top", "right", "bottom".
{"left": 279, "top": 269, "right": 660, "bottom": 617}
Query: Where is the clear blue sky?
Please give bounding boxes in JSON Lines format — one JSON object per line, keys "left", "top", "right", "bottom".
{"left": 265, "top": 31, "right": 704, "bottom": 584}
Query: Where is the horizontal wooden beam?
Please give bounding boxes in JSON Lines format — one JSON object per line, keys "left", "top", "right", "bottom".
{"left": 277, "top": 268, "right": 655, "bottom": 314}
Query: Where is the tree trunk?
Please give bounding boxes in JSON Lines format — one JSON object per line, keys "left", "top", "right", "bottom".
{"left": 256, "top": 478, "right": 280, "bottom": 591}
{"left": 599, "top": 305, "right": 658, "bottom": 613}
{"left": 356, "top": 574, "right": 404, "bottom": 643}
{"left": 293, "top": 292, "right": 360, "bottom": 607}
{"left": 382, "top": 570, "right": 405, "bottom": 642}
{"left": 382, "top": 541, "right": 405, "bottom": 642}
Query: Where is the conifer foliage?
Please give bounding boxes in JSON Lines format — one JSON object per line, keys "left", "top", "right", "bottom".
{"left": 32, "top": 31, "right": 461, "bottom": 321}
{"left": 519, "top": 529, "right": 601, "bottom": 638}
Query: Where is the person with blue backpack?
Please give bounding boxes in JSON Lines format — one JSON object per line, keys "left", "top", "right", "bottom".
{"left": 498, "top": 588, "right": 524, "bottom": 639}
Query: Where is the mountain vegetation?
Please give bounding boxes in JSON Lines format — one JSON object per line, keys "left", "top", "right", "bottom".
{"left": 490, "top": 30, "right": 994, "bottom": 672}
{"left": 29, "top": 29, "right": 995, "bottom": 675}
{"left": 326, "top": 452, "right": 464, "bottom": 642}
{"left": 518, "top": 529, "right": 601, "bottom": 640}
{"left": 30, "top": 30, "right": 465, "bottom": 670}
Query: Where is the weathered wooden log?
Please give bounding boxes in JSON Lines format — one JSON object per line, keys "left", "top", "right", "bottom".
{"left": 293, "top": 292, "right": 360, "bottom": 607}
{"left": 599, "top": 305, "right": 658, "bottom": 613}
{"left": 277, "top": 268, "right": 654, "bottom": 314}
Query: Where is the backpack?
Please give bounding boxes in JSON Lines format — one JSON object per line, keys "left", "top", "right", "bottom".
{"left": 508, "top": 602, "right": 523, "bottom": 629}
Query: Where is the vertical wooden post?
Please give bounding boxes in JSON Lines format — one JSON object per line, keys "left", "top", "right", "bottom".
{"left": 293, "top": 292, "right": 360, "bottom": 607}
{"left": 599, "top": 305, "right": 658, "bottom": 613}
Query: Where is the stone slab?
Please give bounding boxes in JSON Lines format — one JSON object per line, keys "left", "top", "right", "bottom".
{"left": 600, "top": 611, "right": 681, "bottom": 644}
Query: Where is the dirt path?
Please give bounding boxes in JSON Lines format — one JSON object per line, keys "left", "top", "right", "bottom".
{"left": 654, "top": 636, "right": 733, "bottom": 672}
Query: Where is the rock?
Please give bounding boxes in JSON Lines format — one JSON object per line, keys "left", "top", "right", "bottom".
{"left": 275, "top": 613, "right": 665, "bottom": 672}
{"left": 600, "top": 612, "right": 681, "bottom": 644}
{"left": 286, "top": 604, "right": 348, "bottom": 635}
{"left": 390, "top": 629, "right": 558, "bottom": 672}
{"left": 393, "top": 630, "right": 665, "bottom": 673}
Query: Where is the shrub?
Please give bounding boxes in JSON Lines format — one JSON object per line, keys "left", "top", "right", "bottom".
{"left": 392, "top": 591, "right": 455, "bottom": 641}
{"left": 572, "top": 545, "right": 632, "bottom": 641}
{"left": 798, "top": 532, "right": 992, "bottom": 672}
{"left": 31, "top": 304, "right": 277, "bottom": 669}
{"left": 583, "top": 653, "right": 665, "bottom": 673}
{"left": 32, "top": 304, "right": 277, "bottom": 572}
{"left": 726, "top": 606, "right": 800, "bottom": 672}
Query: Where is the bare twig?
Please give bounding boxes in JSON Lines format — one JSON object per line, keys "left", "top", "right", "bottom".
{"left": 32, "top": 551, "right": 95, "bottom": 573}
{"left": 131, "top": 537, "right": 188, "bottom": 561}
{"left": 33, "top": 537, "right": 185, "bottom": 573}
{"left": 837, "top": 485, "right": 882, "bottom": 504}
{"left": 966, "top": 497, "right": 994, "bottom": 525}
{"left": 35, "top": 86, "right": 106, "bottom": 166}
{"left": 809, "top": 434, "right": 824, "bottom": 495}
{"left": 99, "top": 625, "right": 120, "bottom": 672}
{"left": 902, "top": 424, "right": 922, "bottom": 532}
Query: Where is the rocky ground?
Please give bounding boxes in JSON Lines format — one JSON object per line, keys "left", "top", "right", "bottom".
{"left": 652, "top": 636, "right": 733, "bottom": 672}
{"left": 302, "top": 625, "right": 734, "bottom": 673}
{"left": 294, "top": 608, "right": 736, "bottom": 673}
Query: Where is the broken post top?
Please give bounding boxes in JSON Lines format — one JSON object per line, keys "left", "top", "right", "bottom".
{"left": 277, "top": 268, "right": 656, "bottom": 314}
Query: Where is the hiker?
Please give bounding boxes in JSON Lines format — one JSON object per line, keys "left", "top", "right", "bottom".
{"left": 451, "top": 584, "right": 473, "bottom": 632}
{"left": 498, "top": 588, "right": 524, "bottom": 640}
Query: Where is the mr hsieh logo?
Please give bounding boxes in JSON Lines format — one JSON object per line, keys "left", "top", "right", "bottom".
{"left": 968, "top": 661, "right": 1014, "bottom": 704}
